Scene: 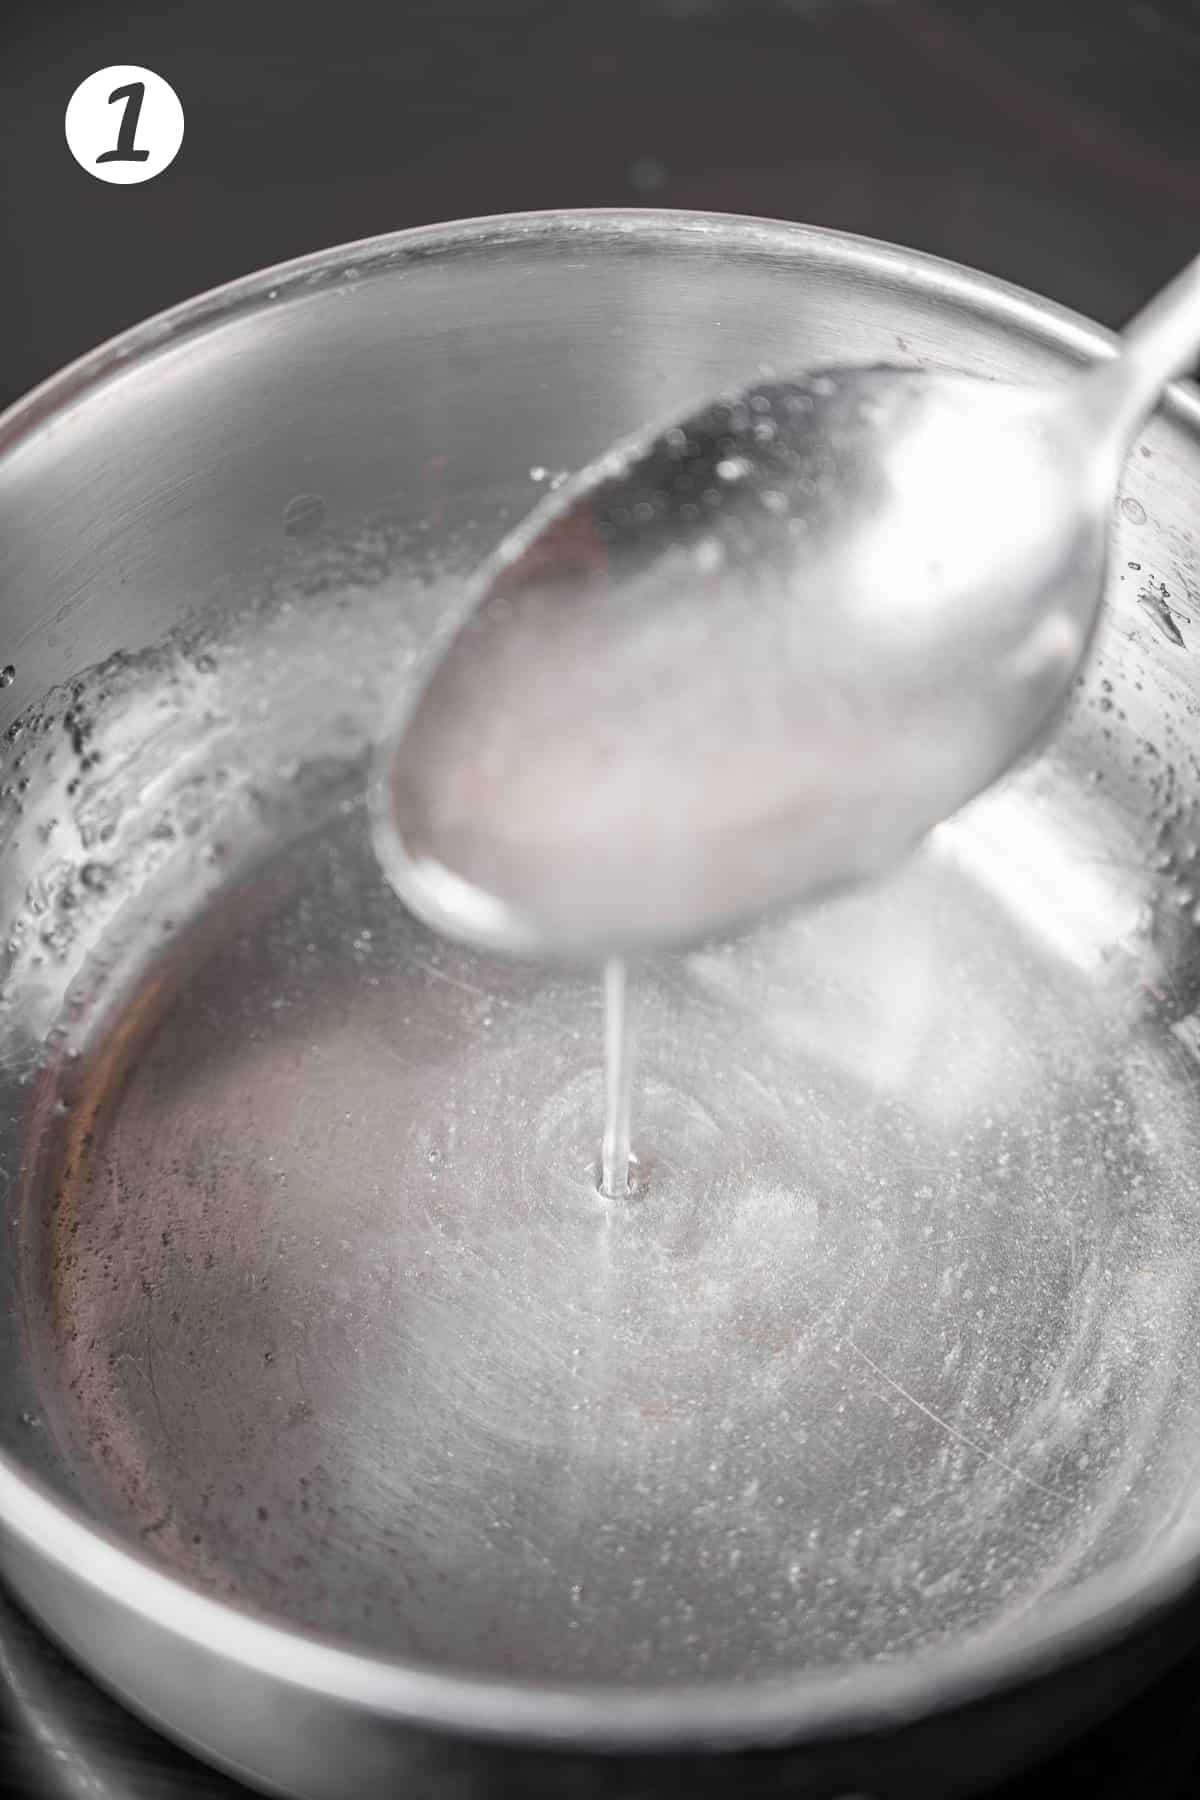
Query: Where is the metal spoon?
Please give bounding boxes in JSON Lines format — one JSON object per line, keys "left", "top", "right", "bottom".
{"left": 371, "top": 252, "right": 1200, "bottom": 957}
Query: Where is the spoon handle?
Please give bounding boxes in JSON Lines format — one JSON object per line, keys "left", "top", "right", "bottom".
{"left": 1084, "top": 250, "right": 1200, "bottom": 445}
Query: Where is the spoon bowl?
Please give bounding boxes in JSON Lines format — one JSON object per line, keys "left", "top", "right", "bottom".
{"left": 374, "top": 256, "right": 1200, "bottom": 956}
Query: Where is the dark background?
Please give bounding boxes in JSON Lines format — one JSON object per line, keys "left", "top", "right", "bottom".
{"left": 2, "top": 0, "right": 1200, "bottom": 413}
{"left": 3, "top": 0, "right": 1200, "bottom": 1795}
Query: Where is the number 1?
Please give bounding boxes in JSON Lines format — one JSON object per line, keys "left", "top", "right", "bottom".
{"left": 96, "top": 82, "right": 150, "bottom": 164}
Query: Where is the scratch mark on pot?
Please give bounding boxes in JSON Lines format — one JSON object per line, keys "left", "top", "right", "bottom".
{"left": 844, "top": 1337, "right": 1066, "bottom": 1501}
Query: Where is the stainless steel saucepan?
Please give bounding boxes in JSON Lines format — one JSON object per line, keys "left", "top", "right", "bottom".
{"left": 3, "top": 211, "right": 1200, "bottom": 1800}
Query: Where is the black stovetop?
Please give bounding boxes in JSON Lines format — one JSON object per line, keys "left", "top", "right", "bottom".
{"left": 3, "top": 0, "right": 1199, "bottom": 412}
{"left": 2, "top": 0, "right": 1199, "bottom": 1793}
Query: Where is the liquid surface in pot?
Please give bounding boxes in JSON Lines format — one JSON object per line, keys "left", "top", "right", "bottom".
{"left": 7, "top": 521, "right": 1200, "bottom": 1686}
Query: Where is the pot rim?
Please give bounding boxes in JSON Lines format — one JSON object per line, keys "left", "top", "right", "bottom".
{"left": 2, "top": 205, "right": 1200, "bottom": 1753}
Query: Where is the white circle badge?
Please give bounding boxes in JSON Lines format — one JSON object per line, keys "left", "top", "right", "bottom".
{"left": 65, "top": 66, "right": 184, "bottom": 185}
